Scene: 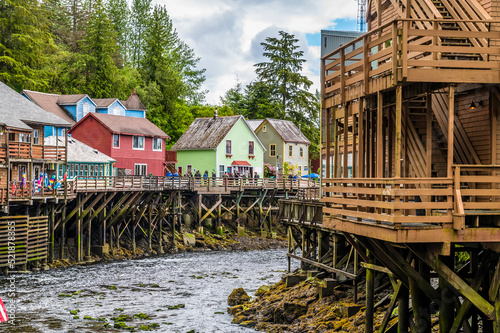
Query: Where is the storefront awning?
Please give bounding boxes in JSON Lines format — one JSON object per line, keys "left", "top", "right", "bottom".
{"left": 231, "top": 161, "right": 251, "bottom": 166}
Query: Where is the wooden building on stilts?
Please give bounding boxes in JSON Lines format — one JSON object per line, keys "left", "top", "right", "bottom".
{"left": 281, "top": 0, "right": 500, "bottom": 332}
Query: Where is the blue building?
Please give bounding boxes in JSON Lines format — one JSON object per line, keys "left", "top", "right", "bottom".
{"left": 22, "top": 90, "right": 147, "bottom": 137}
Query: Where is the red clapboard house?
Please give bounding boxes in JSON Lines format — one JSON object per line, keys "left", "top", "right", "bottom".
{"left": 69, "top": 113, "right": 170, "bottom": 176}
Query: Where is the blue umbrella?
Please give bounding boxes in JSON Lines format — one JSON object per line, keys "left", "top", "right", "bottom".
{"left": 301, "top": 173, "right": 319, "bottom": 179}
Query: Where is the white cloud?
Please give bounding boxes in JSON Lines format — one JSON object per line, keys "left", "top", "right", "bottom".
{"left": 154, "top": 0, "right": 357, "bottom": 104}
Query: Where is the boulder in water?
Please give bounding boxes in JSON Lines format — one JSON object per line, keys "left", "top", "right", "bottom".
{"left": 228, "top": 287, "right": 250, "bottom": 306}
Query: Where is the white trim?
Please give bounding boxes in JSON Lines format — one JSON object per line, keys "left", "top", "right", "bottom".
{"left": 134, "top": 163, "right": 147, "bottom": 175}
{"left": 132, "top": 135, "right": 145, "bottom": 150}
{"left": 112, "top": 134, "right": 120, "bottom": 148}
{"left": 152, "top": 137, "right": 162, "bottom": 151}
{"left": 248, "top": 140, "right": 255, "bottom": 155}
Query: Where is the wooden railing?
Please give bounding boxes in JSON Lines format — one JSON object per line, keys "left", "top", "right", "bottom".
{"left": 8, "top": 142, "right": 30, "bottom": 159}
{"left": 74, "top": 176, "right": 319, "bottom": 193}
{"left": 322, "top": 177, "right": 454, "bottom": 228}
{"left": 453, "top": 165, "right": 500, "bottom": 229}
{"left": 1, "top": 144, "right": 66, "bottom": 161}
{"left": 323, "top": 18, "right": 500, "bottom": 105}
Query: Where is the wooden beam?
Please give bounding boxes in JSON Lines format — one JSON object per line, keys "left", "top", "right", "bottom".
{"left": 395, "top": 86, "right": 402, "bottom": 177}
{"left": 287, "top": 253, "right": 357, "bottom": 279}
{"left": 55, "top": 193, "right": 93, "bottom": 229}
{"left": 378, "top": 281, "right": 402, "bottom": 333}
{"left": 377, "top": 92, "right": 384, "bottom": 177}
{"left": 448, "top": 85, "right": 455, "bottom": 177}
{"left": 409, "top": 246, "right": 495, "bottom": 320}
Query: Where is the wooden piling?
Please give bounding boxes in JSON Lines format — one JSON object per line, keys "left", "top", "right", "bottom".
{"left": 365, "top": 250, "right": 374, "bottom": 333}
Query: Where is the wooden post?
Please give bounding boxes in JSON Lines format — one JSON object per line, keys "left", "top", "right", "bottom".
{"left": 440, "top": 254, "right": 455, "bottom": 333}
{"left": 334, "top": 118, "right": 340, "bottom": 177}
{"left": 411, "top": 259, "right": 432, "bottom": 333}
{"left": 77, "top": 196, "right": 82, "bottom": 262}
{"left": 85, "top": 210, "right": 91, "bottom": 260}
{"left": 448, "top": 85, "right": 455, "bottom": 178}
{"left": 353, "top": 111, "right": 358, "bottom": 178}
{"left": 148, "top": 203, "right": 152, "bottom": 253}
{"left": 343, "top": 104, "right": 349, "bottom": 178}
{"left": 377, "top": 92, "right": 384, "bottom": 177}
{"left": 359, "top": 100, "right": 365, "bottom": 178}
{"left": 365, "top": 250, "right": 375, "bottom": 333}
{"left": 326, "top": 108, "right": 331, "bottom": 178}
{"left": 395, "top": 86, "right": 403, "bottom": 178}
{"left": 426, "top": 94, "right": 433, "bottom": 177}
{"left": 158, "top": 206, "right": 164, "bottom": 254}
{"left": 60, "top": 205, "right": 66, "bottom": 259}
{"left": 49, "top": 204, "right": 55, "bottom": 263}
{"left": 287, "top": 225, "right": 292, "bottom": 272}
{"left": 398, "top": 283, "right": 410, "bottom": 333}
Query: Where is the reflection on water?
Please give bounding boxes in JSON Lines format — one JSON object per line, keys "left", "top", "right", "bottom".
{"left": 0, "top": 249, "right": 297, "bottom": 333}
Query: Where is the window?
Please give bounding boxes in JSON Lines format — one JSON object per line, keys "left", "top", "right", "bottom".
{"left": 19, "top": 133, "right": 25, "bottom": 142}
{"left": 269, "top": 144, "right": 276, "bottom": 157}
{"left": 262, "top": 125, "right": 267, "bottom": 133}
{"left": 153, "top": 138, "right": 162, "bottom": 151}
{"left": 134, "top": 164, "right": 147, "bottom": 176}
{"left": 248, "top": 141, "right": 254, "bottom": 155}
{"left": 113, "top": 105, "right": 121, "bottom": 116}
{"left": 83, "top": 102, "right": 90, "bottom": 117}
{"left": 288, "top": 144, "right": 293, "bottom": 157}
{"left": 226, "top": 140, "right": 232, "bottom": 155}
{"left": 113, "top": 134, "right": 120, "bottom": 148}
{"left": 8, "top": 133, "right": 15, "bottom": 142}
{"left": 187, "top": 165, "right": 192, "bottom": 173}
{"left": 33, "top": 130, "right": 39, "bottom": 145}
{"left": 299, "top": 146, "right": 304, "bottom": 158}
{"left": 219, "top": 165, "right": 225, "bottom": 177}
{"left": 132, "top": 136, "right": 144, "bottom": 149}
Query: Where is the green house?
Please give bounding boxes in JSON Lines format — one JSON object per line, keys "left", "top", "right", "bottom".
{"left": 172, "top": 115, "right": 265, "bottom": 177}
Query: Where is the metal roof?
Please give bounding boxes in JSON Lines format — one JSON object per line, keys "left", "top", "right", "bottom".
{"left": 247, "top": 119, "right": 264, "bottom": 131}
{"left": 22, "top": 90, "right": 76, "bottom": 124}
{"left": 257, "top": 118, "right": 311, "bottom": 145}
{"left": 172, "top": 116, "right": 241, "bottom": 150}
{"left": 0, "top": 82, "right": 72, "bottom": 130}
{"left": 45, "top": 136, "right": 116, "bottom": 163}
{"left": 72, "top": 112, "right": 170, "bottom": 138}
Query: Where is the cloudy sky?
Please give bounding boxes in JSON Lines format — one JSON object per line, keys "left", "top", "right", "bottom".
{"left": 155, "top": 0, "right": 358, "bottom": 104}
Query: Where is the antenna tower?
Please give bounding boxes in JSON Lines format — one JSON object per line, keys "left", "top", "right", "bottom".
{"left": 356, "top": 0, "right": 366, "bottom": 32}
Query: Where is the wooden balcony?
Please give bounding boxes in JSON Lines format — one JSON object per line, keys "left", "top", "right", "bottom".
{"left": 165, "top": 150, "right": 177, "bottom": 163}
{"left": 322, "top": 18, "right": 500, "bottom": 107}
{"left": 321, "top": 165, "right": 500, "bottom": 243}
{"left": 0, "top": 144, "right": 66, "bottom": 161}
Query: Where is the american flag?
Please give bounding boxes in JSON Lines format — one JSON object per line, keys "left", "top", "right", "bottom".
{"left": 0, "top": 296, "right": 8, "bottom": 322}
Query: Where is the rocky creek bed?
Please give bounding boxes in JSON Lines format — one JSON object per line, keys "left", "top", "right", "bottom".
{"left": 0, "top": 247, "right": 299, "bottom": 333}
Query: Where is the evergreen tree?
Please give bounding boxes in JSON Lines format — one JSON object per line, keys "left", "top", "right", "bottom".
{"left": 107, "top": 0, "right": 130, "bottom": 64}
{"left": 254, "top": 31, "right": 314, "bottom": 115}
{"left": 82, "top": 0, "right": 119, "bottom": 98}
{"left": 0, "top": 0, "right": 54, "bottom": 90}
{"left": 130, "top": 0, "right": 151, "bottom": 68}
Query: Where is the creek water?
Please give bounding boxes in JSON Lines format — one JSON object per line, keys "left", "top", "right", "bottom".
{"left": 0, "top": 249, "right": 298, "bottom": 333}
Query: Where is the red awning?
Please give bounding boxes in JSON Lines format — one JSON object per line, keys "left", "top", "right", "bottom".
{"left": 231, "top": 161, "right": 251, "bottom": 166}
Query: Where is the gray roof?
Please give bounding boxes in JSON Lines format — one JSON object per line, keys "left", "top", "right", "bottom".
{"left": 0, "top": 82, "right": 72, "bottom": 130}
{"left": 45, "top": 136, "right": 115, "bottom": 163}
{"left": 265, "top": 118, "right": 311, "bottom": 145}
{"left": 172, "top": 116, "right": 241, "bottom": 150}
{"left": 247, "top": 119, "right": 264, "bottom": 131}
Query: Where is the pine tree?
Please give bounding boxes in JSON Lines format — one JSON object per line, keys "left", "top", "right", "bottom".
{"left": 107, "top": 0, "right": 130, "bottom": 63}
{"left": 254, "top": 31, "right": 313, "bottom": 115}
{"left": 82, "top": 0, "right": 119, "bottom": 98}
{"left": 130, "top": 0, "right": 151, "bottom": 68}
{"left": 0, "top": 0, "right": 54, "bottom": 90}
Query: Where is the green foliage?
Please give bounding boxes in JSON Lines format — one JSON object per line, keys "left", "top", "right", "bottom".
{"left": 0, "top": 0, "right": 55, "bottom": 91}
{"left": 82, "top": 0, "right": 119, "bottom": 98}
{"left": 221, "top": 31, "right": 320, "bottom": 159}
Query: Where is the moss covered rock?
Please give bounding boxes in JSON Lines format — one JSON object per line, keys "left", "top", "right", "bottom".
{"left": 228, "top": 287, "right": 251, "bottom": 306}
